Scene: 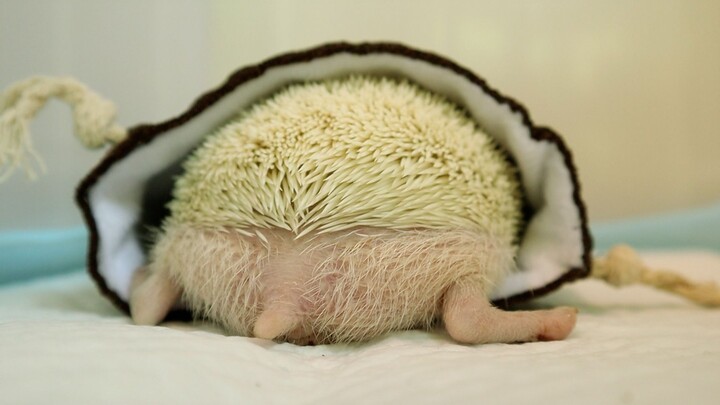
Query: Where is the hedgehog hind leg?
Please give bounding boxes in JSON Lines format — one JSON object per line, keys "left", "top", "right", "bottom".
{"left": 129, "top": 266, "right": 182, "bottom": 325}
{"left": 442, "top": 279, "right": 577, "bottom": 344}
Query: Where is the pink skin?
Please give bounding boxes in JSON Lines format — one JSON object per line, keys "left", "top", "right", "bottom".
{"left": 250, "top": 281, "right": 578, "bottom": 344}
{"left": 130, "top": 266, "right": 181, "bottom": 326}
{"left": 442, "top": 281, "right": 577, "bottom": 343}
{"left": 129, "top": 227, "right": 577, "bottom": 345}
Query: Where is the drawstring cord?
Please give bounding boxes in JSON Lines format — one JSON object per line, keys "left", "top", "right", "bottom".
{"left": 0, "top": 76, "right": 127, "bottom": 181}
{"left": 592, "top": 244, "right": 720, "bottom": 307}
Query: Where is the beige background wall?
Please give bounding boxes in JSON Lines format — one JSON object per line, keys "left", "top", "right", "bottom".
{"left": 210, "top": 0, "right": 720, "bottom": 222}
{"left": 1, "top": 0, "right": 718, "bottom": 230}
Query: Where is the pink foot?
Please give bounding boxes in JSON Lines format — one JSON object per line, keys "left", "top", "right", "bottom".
{"left": 443, "top": 281, "right": 577, "bottom": 344}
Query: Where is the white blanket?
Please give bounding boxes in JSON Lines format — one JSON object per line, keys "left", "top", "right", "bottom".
{"left": 1, "top": 251, "right": 719, "bottom": 404}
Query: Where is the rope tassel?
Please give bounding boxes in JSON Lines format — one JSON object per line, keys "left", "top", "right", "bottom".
{"left": 592, "top": 244, "right": 720, "bottom": 307}
{"left": 0, "top": 76, "right": 127, "bottom": 181}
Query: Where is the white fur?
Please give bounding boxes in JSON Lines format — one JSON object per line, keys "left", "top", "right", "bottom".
{"left": 152, "top": 225, "right": 516, "bottom": 344}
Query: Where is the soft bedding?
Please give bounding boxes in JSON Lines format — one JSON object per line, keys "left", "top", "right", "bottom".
{"left": 1, "top": 250, "right": 719, "bottom": 404}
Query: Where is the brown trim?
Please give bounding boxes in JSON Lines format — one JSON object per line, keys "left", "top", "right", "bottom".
{"left": 491, "top": 126, "right": 593, "bottom": 308}
{"left": 76, "top": 41, "right": 593, "bottom": 316}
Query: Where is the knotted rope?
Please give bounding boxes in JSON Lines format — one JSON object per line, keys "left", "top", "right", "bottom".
{"left": 592, "top": 244, "right": 720, "bottom": 307}
{"left": 0, "top": 76, "right": 127, "bottom": 181}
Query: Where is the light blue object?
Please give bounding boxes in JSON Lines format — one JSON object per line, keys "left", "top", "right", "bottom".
{"left": 0, "top": 227, "right": 87, "bottom": 284}
{"left": 592, "top": 203, "right": 720, "bottom": 253}
{"left": 1, "top": 204, "right": 718, "bottom": 285}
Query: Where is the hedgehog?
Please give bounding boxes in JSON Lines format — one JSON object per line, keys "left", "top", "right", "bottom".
{"left": 129, "top": 76, "right": 577, "bottom": 345}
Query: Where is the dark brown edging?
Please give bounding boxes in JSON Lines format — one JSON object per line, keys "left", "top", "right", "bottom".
{"left": 76, "top": 41, "right": 593, "bottom": 317}
{"left": 493, "top": 126, "right": 593, "bottom": 308}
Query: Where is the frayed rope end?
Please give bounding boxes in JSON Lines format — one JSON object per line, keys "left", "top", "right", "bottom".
{"left": 0, "top": 76, "right": 127, "bottom": 182}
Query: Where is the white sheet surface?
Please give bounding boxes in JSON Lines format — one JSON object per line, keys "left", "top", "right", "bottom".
{"left": 1, "top": 251, "right": 719, "bottom": 405}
